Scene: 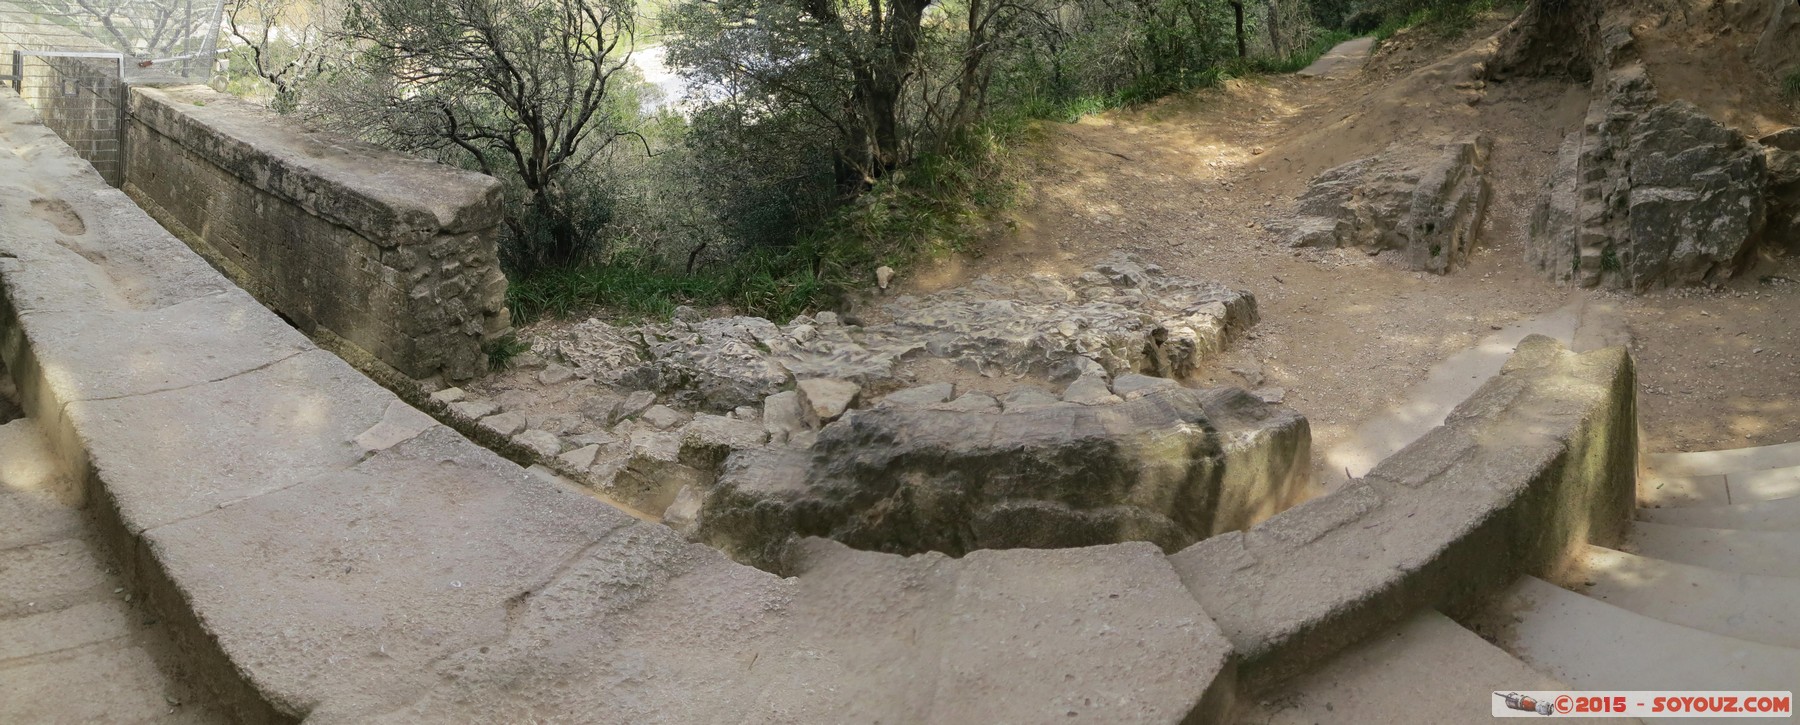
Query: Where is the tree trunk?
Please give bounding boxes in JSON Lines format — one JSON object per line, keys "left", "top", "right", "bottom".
{"left": 1266, "top": 0, "right": 1282, "bottom": 57}
{"left": 1231, "top": 1, "right": 1246, "bottom": 58}
{"left": 835, "top": 0, "right": 929, "bottom": 195}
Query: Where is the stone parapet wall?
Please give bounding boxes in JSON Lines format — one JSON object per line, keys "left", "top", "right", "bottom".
{"left": 122, "top": 85, "right": 510, "bottom": 381}
{"left": 1172, "top": 335, "right": 1637, "bottom": 691}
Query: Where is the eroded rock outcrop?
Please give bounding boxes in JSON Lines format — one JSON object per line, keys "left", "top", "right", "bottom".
{"left": 1270, "top": 136, "right": 1493, "bottom": 274}
{"left": 697, "top": 386, "right": 1311, "bottom": 569}
{"left": 1762, "top": 128, "right": 1800, "bottom": 252}
{"left": 534, "top": 258, "right": 1255, "bottom": 410}
{"left": 1525, "top": 54, "right": 1767, "bottom": 289}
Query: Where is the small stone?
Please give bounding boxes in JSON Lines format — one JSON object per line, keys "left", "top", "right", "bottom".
{"left": 1061, "top": 373, "right": 1121, "bottom": 405}
{"left": 662, "top": 484, "right": 706, "bottom": 536}
{"left": 1253, "top": 387, "right": 1287, "bottom": 404}
{"left": 531, "top": 416, "right": 575, "bottom": 435}
{"left": 814, "top": 311, "right": 840, "bottom": 326}
{"left": 796, "top": 378, "right": 861, "bottom": 427}
{"left": 680, "top": 414, "right": 770, "bottom": 457}
{"left": 932, "top": 392, "right": 1000, "bottom": 414}
{"left": 789, "top": 324, "right": 818, "bottom": 343}
{"left": 1228, "top": 365, "right": 1265, "bottom": 387}
{"left": 642, "top": 404, "right": 693, "bottom": 431}
{"left": 511, "top": 352, "right": 547, "bottom": 371}
{"left": 879, "top": 383, "right": 956, "bottom": 408}
{"left": 1111, "top": 374, "right": 1179, "bottom": 399}
{"left": 514, "top": 429, "right": 565, "bottom": 457}
{"left": 567, "top": 429, "right": 621, "bottom": 449}
{"left": 479, "top": 411, "right": 527, "bottom": 437}
{"left": 537, "top": 364, "right": 578, "bottom": 385}
{"left": 429, "top": 387, "right": 467, "bottom": 404}
{"left": 732, "top": 405, "right": 761, "bottom": 421}
{"left": 611, "top": 390, "right": 656, "bottom": 424}
{"left": 355, "top": 401, "right": 438, "bottom": 452}
{"left": 559, "top": 444, "right": 602, "bottom": 470}
{"left": 763, "top": 391, "right": 806, "bottom": 441}
{"left": 450, "top": 399, "right": 500, "bottom": 420}
{"left": 876, "top": 265, "right": 895, "bottom": 290}
{"left": 588, "top": 454, "right": 627, "bottom": 485}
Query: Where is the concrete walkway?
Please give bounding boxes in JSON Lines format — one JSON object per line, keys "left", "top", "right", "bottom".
{"left": 1298, "top": 37, "right": 1375, "bottom": 79}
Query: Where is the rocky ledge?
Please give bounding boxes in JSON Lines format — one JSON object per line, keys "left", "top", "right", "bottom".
{"left": 699, "top": 385, "right": 1312, "bottom": 569}
{"left": 1268, "top": 135, "right": 1493, "bottom": 274}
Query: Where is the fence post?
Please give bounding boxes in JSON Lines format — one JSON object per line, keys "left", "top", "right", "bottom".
{"left": 10, "top": 50, "right": 20, "bottom": 93}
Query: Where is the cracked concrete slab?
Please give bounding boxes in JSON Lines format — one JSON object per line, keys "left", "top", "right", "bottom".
{"left": 12, "top": 289, "right": 311, "bottom": 418}
{"left": 70, "top": 349, "right": 401, "bottom": 534}
{"left": 144, "top": 425, "right": 643, "bottom": 718}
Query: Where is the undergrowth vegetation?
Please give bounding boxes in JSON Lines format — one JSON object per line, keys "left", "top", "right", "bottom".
{"left": 222, "top": 0, "right": 1498, "bottom": 326}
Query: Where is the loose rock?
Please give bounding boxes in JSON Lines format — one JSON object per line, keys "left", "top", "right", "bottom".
{"left": 796, "top": 378, "right": 861, "bottom": 428}
{"left": 641, "top": 404, "right": 692, "bottom": 431}
{"left": 450, "top": 399, "right": 500, "bottom": 420}
{"left": 558, "top": 443, "right": 602, "bottom": 470}
{"left": 514, "top": 429, "right": 564, "bottom": 457}
{"left": 537, "top": 364, "right": 578, "bottom": 386}
{"left": 478, "top": 411, "right": 526, "bottom": 437}
{"left": 429, "top": 387, "right": 466, "bottom": 404}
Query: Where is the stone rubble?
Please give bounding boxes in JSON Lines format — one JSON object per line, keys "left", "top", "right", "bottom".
{"left": 436, "top": 257, "right": 1290, "bottom": 557}
{"left": 532, "top": 257, "right": 1256, "bottom": 411}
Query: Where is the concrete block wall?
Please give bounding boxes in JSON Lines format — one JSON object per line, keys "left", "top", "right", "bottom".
{"left": 121, "top": 84, "right": 510, "bottom": 382}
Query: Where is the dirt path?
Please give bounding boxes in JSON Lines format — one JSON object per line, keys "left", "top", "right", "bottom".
{"left": 1298, "top": 36, "right": 1375, "bottom": 78}
{"left": 902, "top": 20, "right": 1800, "bottom": 476}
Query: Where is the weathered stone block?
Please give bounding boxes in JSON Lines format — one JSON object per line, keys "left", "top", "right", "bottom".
{"left": 121, "top": 86, "right": 510, "bottom": 380}
{"left": 699, "top": 387, "right": 1312, "bottom": 567}
{"left": 1270, "top": 136, "right": 1493, "bottom": 274}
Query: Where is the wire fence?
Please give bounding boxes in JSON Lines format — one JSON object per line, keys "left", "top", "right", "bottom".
{"left": 0, "top": 0, "right": 221, "bottom": 184}
{"left": 1, "top": 0, "right": 222, "bottom": 79}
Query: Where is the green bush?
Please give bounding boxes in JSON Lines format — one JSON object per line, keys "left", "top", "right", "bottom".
{"left": 483, "top": 334, "right": 531, "bottom": 370}
{"left": 1784, "top": 67, "right": 1800, "bottom": 98}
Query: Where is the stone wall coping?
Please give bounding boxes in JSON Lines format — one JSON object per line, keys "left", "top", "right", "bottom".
{"left": 126, "top": 85, "right": 503, "bottom": 243}
{"left": 1171, "top": 335, "right": 1636, "bottom": 691}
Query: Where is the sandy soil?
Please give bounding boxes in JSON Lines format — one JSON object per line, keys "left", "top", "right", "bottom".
{"left": 898, "top": 17, "right": 1800, "bottom": 457}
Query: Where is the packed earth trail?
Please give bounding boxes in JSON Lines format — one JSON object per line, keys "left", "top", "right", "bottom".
{"left": 901, "top": 30, "right": 1800, "bottom": 484}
